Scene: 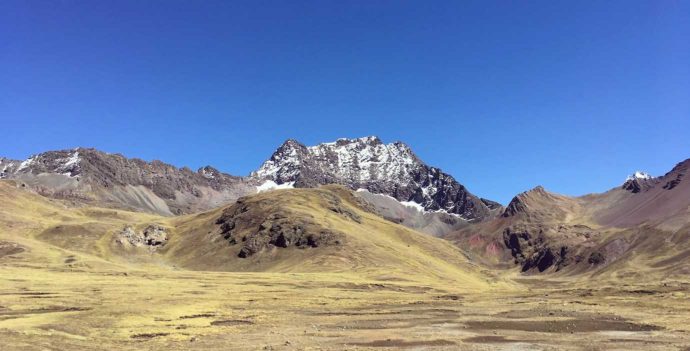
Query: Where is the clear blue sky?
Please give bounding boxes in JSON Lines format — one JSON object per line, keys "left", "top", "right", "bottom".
{"left": 2, "top": 1, "right": 689, "bottom": 203}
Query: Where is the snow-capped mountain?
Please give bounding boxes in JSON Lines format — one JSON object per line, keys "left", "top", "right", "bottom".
{"left": 252, "top": 136, "right": 497, "bottom": 220}
{"left": 626, "top": 171, "right": 653, "bottom": 181}
{"left": 622, "top": 171, "right": 657, "bottom": 193}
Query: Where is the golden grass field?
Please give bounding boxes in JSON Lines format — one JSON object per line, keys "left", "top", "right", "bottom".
{"left": 1, "top": 181, "right": 690, "bottom": 350}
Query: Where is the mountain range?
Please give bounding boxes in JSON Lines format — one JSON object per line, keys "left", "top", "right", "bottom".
{"left": 2, "top": 136, "right": 689, "bottom": 278}
{"left": 1, "top": 136, "right": 499, "bottom": 224}
{"left": 445, "top": 159, "right": 690, "bottom": 277}
{"left": 3, "top": 136, "right": 690, "bottom": 350}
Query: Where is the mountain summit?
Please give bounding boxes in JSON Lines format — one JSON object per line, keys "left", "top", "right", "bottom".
{"left": 622, "top": 171, "right": 657, "bottom": 193}
{"left": 252, "top": 136, "right": 496, "bottom": 220}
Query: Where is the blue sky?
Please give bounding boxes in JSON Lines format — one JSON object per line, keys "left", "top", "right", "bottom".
{"left": 1, "top": 1, "right": 689, "bottom": 204}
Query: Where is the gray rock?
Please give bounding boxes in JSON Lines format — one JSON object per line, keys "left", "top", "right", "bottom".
{"left": 116, "top": 225, "right": 169, "bottom": 249}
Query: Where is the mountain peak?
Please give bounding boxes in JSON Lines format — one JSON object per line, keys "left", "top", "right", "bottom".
{"left": 15, "top": 148, "right": 82, "bottom": 177}
{"left": 278, "top": 138, "right": 307, "bottom": 149}
{"left": 626, "top": 171, "right": 653, "bottom": 182}
{"left": 622, "top": 171, "right": 656, "bottom": 193}
{"left": 502, "top": 185, "right": 580, "bottom": 220}
{"left": 530, "top": 185, "right": 546, "bottom": 193}
{"left": 252, "top": 137, "right": 494, "bottom": 220}
{"left": 199, "top": 165, "right": 220, "bottom": 179}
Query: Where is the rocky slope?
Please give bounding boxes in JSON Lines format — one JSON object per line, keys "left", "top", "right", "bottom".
{"left": 252, "top": 136, "right": 498, "bottom": 221}
{"left": 353, "top": 189, "right": 473, "bottom": 236}
{"left": 1, "top": 148, "right": 257, "bottom": 215}
{"left": 445, "top": 158, "right": 690, "bottom": 277}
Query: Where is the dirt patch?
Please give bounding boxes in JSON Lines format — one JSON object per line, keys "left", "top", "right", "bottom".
{"left": 309, "top": 310, "right": 403, "bottom": 316}
{"left": 131, "top": 333, "right": 170, "bottom": 339}
{"left": 210, "top": 319, "right": 254, "bottom": 326}
{"left": 0, "top": 306, "right": 90, "bottom": 316}
{"left": 0, "top": 292, "right": 54, "bottom": 296}
{"left": 465, "top": 319, "right": 662, "bottom": 333}
{"left": 463, "top": 335, "right": 515, "bottom": 343}
{"left": 180, "top": 313, "right": 215, "bottom": 319}
{"left": 493, "top": 309, "right": 616, "bottom": 320}
{"left": 435, "top": 294, "right": 462, "bottom": 301}
{"left": 330, "top": 314, "right": 458, "bottom": 330}
{"left": 32, "top": 306, "right": 90, "bottom": 313}
{"left": 348, "top": 339, "right": 456, "bottom": 347}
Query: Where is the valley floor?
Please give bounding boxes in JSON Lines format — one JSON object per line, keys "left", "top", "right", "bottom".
{"left": 1, "top": 262, "right": 689, "bottom": 350}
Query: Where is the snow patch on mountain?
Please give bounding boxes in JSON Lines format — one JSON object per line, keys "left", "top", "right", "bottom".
{"left": 256, "top": 180, "right": 295, "bottom": 193}
{"left": 59, "top": 151, "right": 80, "bottom": 176}
{"left": 400, "top": 200, "right": 425, "bottom": 212}
{"left": 626, "top": 171, "right": 653, "bottom": 181}
{"left": 53, "top": 151, "right": 81, "bottom": 177}
{"left": 17, "top": 157, "right": 35, "bottom": 172}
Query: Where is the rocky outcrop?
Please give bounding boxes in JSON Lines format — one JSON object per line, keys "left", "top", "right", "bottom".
{"left": 502, "top": 224, "right": 600, "bottom": 273}
{"left": 662, "top": 161, "right": 687, "bottom": 191}
{"left": 116, "top": 225, "right": 169, "bottom": 249}
{"left": 252, "top": 136, "right": 496, "bottom": 221}
{"left": 215, "top": 192, "right": 351, "bottom": 258}
{"left": 622, "top": 172, "right": 657, "bottom": 193}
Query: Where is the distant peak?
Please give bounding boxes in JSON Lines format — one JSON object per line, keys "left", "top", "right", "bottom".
{"left": 622, "top": 171, "right": 656, "bottom": 193}
{"left": 278, "top": 139, "right": 306, "bottom": 149}
{"left": 516, "top": 185, "right": 547, "bottom": 197}
{"left": 625, "top": 171, "right": 653, "bottom": 182}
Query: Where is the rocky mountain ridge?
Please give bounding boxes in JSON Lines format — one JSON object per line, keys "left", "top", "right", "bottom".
{"left": 2, "top": 138, "right": 499, "bottom": 225}
{"left": 1, "top": 148, "right": 257, "bottom": 215}
{"left": 252, "top": 136, "right": 497, "bottom": 221}
{"left": 445, "top": 157, "right": 690, "bottom": 276}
